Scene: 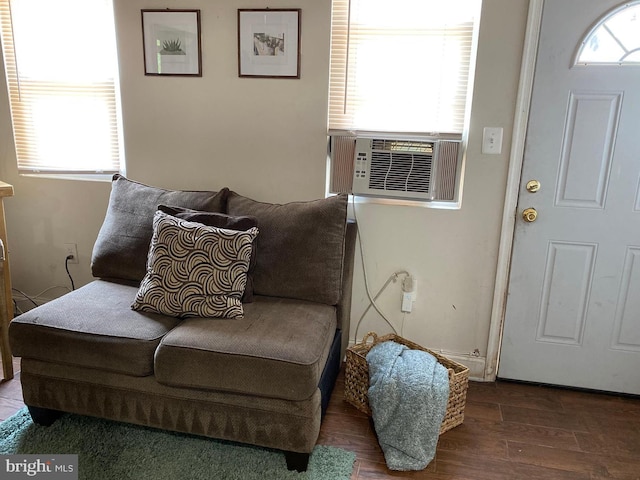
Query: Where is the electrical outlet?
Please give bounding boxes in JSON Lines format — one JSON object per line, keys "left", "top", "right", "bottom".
{"left": 64, "top": 243, "right": 79, "bottom": 264}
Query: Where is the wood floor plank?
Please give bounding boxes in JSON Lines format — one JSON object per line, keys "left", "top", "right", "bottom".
{"left": 574, "top": 430, "right": 640, "bottom": 459}
{"left": 436, "top": 421, "right": 509, "bottom": 459}
{"left": 317, "top": 430, "right": 386, "bottom": 464}
{"left": 450, "top": 416, "right": 580, "bottom": 451}
{"left": 500, "top": 404, "right": 588, "bottom": 432}
{"left": 327, "top": 396, "right": 371, "bottom": 418}
{"left": 320, "top": 410, "right": 376, "bottom": 439}
{"left": 559, "top": 389, "right": 640, "bottom": 419}
{"left": 467, "top": 380, "right": 565, "bottom": 411}
{"left": 435, "top": 449, "right": 591, "bottom": 480}
{"left": 461, "top": 400, "right": 502, "bottom": 422}
{"left": 507, "top": 440, "right": 640, "bottom": 480}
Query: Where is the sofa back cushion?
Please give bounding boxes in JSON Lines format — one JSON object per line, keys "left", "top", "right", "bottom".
{"left": 91, "top": 174, "right": 228, "bottom": 282}
{"left": 226, "top": 192, "right": 348, "bottom": 305}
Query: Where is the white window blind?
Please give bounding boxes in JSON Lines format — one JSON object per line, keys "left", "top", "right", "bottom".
{"left": 0, "top": 0, "right": 123, "bottom": 175}
{"left": 328, "top": 0, "right": 479, "bottom": 135}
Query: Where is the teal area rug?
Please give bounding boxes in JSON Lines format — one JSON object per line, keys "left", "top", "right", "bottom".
{"left": 0, "top": 409, "right": 355, "bottom": 479}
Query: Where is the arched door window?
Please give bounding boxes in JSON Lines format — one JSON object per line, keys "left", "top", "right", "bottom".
{"left": 575, "top": 1, "right": 640, "bottom": 65}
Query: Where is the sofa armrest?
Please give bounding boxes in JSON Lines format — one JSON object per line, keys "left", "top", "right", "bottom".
{"left": 336, "top": 219, "right": 357, "bottom": 360}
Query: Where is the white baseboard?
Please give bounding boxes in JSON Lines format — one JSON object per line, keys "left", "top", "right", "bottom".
{"left": 444, "top": 354, "right": 486, "bottom": 382}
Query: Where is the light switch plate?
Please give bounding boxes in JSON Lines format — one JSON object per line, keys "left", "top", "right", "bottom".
{"left": 482, "top": 127, "right": 503, "bottom": 154}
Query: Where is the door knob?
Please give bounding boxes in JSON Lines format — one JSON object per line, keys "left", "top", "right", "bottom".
{"left": 526, "top": 180, "right": 541, "bottom": 193}
{"left": 522, "top": 208, "right": 537, "bottom": 223}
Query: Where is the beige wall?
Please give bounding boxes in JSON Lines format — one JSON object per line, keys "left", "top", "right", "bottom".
{"left": 0, "top": 0, "right": 529, "bottom": 375}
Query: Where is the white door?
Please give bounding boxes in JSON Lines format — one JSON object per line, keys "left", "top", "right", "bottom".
{"left": 499, "top": 0, "right": 640, "bottom": 394}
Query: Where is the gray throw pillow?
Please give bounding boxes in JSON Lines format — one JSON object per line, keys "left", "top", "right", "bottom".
{"left": 131, "top": 211, "right": 258, "bottom": 318}
{"left": 226, "top": 192, "right": 348, "bottom": 305}
{"left": 91, "top": 174, "right": 228, "bottom": 282}
{"left": 157, "top": 205, "right": 258, "bottom": 303}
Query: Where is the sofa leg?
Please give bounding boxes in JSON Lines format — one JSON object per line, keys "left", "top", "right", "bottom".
{"left": 27, "top": 405, "right": 63, "bottom": 426}
{"left": 284, "top": 451, "right": 309, "bottom": 472}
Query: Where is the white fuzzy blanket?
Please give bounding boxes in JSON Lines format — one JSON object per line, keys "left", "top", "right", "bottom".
{"left": 366, "top": 340, "right": 449, "bottom": 470}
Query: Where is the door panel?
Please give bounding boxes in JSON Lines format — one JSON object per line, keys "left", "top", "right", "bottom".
{"left": 536, "top": 241, "right": 595, "bottom": 346}
{"left": 555, "top": 92, "right": 620, "bottom": 209}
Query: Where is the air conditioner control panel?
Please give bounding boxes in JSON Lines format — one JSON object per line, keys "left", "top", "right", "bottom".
{"left": 354, "top": 151, "right": 368, "bottom": 180}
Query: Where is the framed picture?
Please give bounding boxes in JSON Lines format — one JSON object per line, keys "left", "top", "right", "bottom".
{"left": 141, "top": 9, "right": 202, "bottom": 76}
{"left": 238, "top": 9, "right": 301, "bottom": 79}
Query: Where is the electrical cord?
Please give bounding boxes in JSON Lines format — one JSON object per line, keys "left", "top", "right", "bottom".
{"left": 12, "top": 298, "right": 23, "bottom": 315}
{"left": 12, "top": 287, "right": 38, "bottom": 308}
{"left": 353, "top": 269, "right": 410, "bottom": 344}
{"left": 351, "top": 195, "right": 410, "bottom": 343}
{"left": 12, "top": 285, "right": 73, "bottom": 314}
{"left": 23, "top": 285, "right": 71, "bottom": 299}
{"left": 12, "top": 258, "right": 76, "bottom": 313}
{"left": 12, "top": 286, "right": 71, "bottom": 305}
{"left": 65, "top": 255, "right": 76, "bottom": 291}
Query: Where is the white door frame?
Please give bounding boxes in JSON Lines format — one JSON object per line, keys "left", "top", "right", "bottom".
{"left": 484, "top": 0, "right": 545, "bottom": 381}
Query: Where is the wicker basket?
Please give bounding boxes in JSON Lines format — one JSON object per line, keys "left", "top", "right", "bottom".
{"left": 344, "top": 332, "right": 470, "bottom": 435}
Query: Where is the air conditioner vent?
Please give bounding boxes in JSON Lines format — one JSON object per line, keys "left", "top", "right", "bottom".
{"left": 371, "top": 139, "right": 434, "bottom": 155}
{"left": 368, "top": 152, "right": 391, "bottom": 190}
{"left": 368, "top": 151, "right": 433, "bottom": 193}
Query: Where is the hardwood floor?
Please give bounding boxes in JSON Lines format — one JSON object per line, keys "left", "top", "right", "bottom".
{"left": 2, "top": 358, "right": 639, "bottom": 479}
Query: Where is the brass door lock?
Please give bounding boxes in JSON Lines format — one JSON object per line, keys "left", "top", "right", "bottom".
{"left": 526, "top": 180, "right": 541, "bottom": 193}
{"left": 522, "top": 208, "right": 538, "bottom": 222}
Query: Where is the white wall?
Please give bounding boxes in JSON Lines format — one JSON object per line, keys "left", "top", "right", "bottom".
{"left": 0, "top": 0, "right": 529, "bottom": 376}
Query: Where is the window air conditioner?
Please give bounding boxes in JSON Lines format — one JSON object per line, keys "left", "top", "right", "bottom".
{"left": 351, "top": 137, "right": 462, "bottom": 202}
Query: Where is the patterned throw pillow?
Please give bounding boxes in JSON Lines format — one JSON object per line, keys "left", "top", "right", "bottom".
{"left": 131, "top": 211, "right": 259, "bottom": 318}
{"left": 156, "top": 205, "right": 259, "bottom": 303}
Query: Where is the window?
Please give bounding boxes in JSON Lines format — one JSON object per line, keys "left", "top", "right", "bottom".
{"left": 328, "top": 0, "right": 480, "bottom": 136}
{"left": 575, "top": 1, "right": 640, "bottom": 65}
{"left": 0, "top": 0, "right": 124, "bottom": 175}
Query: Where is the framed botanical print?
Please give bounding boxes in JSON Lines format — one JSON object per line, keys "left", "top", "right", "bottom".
{"left": 142, "top": 9, "right": 202, "bottom": 76}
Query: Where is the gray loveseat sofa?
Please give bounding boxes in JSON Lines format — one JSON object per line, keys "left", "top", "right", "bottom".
{"left": 9, "top": 175, "right": 356, "bottom": 471}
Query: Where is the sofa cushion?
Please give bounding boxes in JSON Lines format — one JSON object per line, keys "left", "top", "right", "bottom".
{"left": 157, "top": 205, "right": 258, "bottom": 303}
{"left": 226, "top": 192, "right": 348, "bottom": 305}
{"left": 9, "top": 280, "right": 180, "bottom": 376}
{"left": 91, "top": 174, "right": 228, "bottom": 282}
{"left": 131, "top": 211, "right": 258, "bottom": 319}
{"left": 154, "top": 296, "right": 337, "bottom": 401}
